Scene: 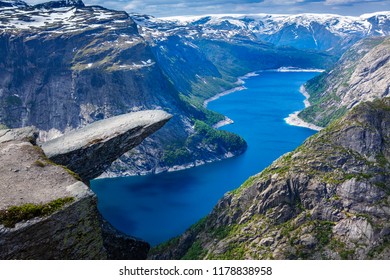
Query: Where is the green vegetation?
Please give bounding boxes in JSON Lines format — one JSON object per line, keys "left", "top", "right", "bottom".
{"left": 33, "top": 160, "right": 46, "bottom": 168}
{"left": 367, "top": 239, "right": 390, "bottom": 259}
{"left": 230, "top": 174, "right": 260, "bottom": 195}
{"left": 0, "top": 197, "right": 75, "bottom": 228}
{"left": 329, "top": 239, "right": 355, "bottom": 260}
{"left": 313, "top": 220, "right": 335, "bottom": 247}
{"left": 162, "top": 120, "right": 246, "bottom": 167}
{"left": 162, "top": 143, "right": 192, "bottom": 166}
{"left": 189, "top": 216, "right": 207, "bottom": 232}
{"left": 0, "top": 124, "right": 8, "bottom": 130}
{"left": 211, "top": 242, "right": 246, "bottom": 260}
{"left": 194, "top": 120, "right": 246, "bottom": 152}
{"left": 149, "top": 236, "right": 180, "bottom": 256}
{"left": 181, "top": 241, "right": 207, "bottom": 260}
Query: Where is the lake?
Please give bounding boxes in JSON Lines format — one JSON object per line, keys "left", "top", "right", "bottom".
{"left": 91, "top": 71, "right": 319, "bottom": 246}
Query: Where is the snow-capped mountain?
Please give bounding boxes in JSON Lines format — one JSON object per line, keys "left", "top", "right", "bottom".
{"left": 134, "top": 12, "right": 390, "bottom": 52}
{"left": 0, "top": 0, "right": 135, "bottom": 36}
{"left": 0, "top": 0, "right": 28, "bottom": 8}
{"left": 1, "top": 0, "right": 388, "bottom": 52}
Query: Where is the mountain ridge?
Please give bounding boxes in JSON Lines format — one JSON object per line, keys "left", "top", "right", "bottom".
{"left": 299, "top": 36, "right": 390, "bottom": 127}
{"left": 150, "top": 97, "right": 390, "bottom": 260}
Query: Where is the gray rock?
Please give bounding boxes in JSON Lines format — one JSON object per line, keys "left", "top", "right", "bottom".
{"left": 41, "top": 110, "right": 172, "bottom": 181}
{"left": 300, "top": 234, "right": 317, "bottom": 248}
{"left": 259, "top": 237, "right": 274, "bottom": 247}
{"left": 0, "top": 126, "right": 38, "bottom": 144}
{"left": 0, "top": 140, "right": 106, "bottom": 259}
{"left": 101, "top": 218, "right": 150, "bottom": 260}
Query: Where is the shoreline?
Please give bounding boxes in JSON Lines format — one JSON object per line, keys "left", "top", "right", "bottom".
{"left": 203, "top": 71, "right": 259, "bottom": 108}
{"left": 203, "top": 85, "right": 247, "bottom": 108}
{"left": 213, "top": 117, "right": 234, "bottom": 128}
{"left": 284, "top": 85, "right": 323, "bottom": 131}
{"left": 203, "top": 71, "right": 259, "bottom": 129}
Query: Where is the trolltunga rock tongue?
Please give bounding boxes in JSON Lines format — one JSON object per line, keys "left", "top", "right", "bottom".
{"left": 41, "top": 110, "right": 172, "bottom": 181}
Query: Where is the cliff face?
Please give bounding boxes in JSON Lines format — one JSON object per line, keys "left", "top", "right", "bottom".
{"left": 299, "top": 36, "right": 390, "bottom": 127}
{"left": 0, "top": 136, "right": 106, "bottom": 259}
{"left": 0, "top": 110, "right": 169, "bottom": 259}
{"left": 151, "top": 98, "right": 390, "bottom": 260}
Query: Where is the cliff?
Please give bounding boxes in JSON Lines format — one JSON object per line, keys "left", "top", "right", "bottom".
{"left": 151, "top": 98, "right": 390, "bottom": 260}
{"left": 299, "top": 36, "right": 390, "bottom": 127}
{"left": 0, "top": 110, "right": 170, "bottom": 259}
{"left": 41, "top": 110, "right": 171, "bottom": 181}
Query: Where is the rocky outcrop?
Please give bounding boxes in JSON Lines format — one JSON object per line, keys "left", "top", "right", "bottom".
{"left": 0, "top": 139, "right": 106, "bottom": 259}
{"left": 0, "top": 126, "right": 38, "bottom": 144}
{"left": 151, "top": 98, "right": 390, "bottom": 260}
{"left": 101, "top": 219, "right": 150, "bottom": 260}
{"left": 41, "top": 110, "right": 172, "bottom": 181}
{"left": 1, "top": 110, "right": 169, "bottom": 259}
{"left": 299, "top": 36, "right": 390, "bottom": 127}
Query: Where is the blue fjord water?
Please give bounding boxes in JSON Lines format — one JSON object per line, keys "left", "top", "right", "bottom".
{"left": 91, "top": 71, "right": 319, "bottom": 246}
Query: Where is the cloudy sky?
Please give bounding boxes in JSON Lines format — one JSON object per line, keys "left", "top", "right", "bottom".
{"left": 26, "top": 0, "right": 390, "bottom": 17}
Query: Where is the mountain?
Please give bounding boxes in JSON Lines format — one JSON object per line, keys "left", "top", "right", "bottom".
{"left": 0, "top": 1, "right": 340, "bottom": 176}
{"left": 151, "top": 97, "right": 390, "bottom": 260}
{"left": 299, "top": 36, "right": 390, "bottom": 127}
{"left": 141, "top": 12, "right": 390, "bottom": 54}
{"left": 0, "top": 0, "right": 27, "bottom": 8}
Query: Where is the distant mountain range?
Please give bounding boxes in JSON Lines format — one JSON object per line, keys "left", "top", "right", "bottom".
{"left": 135, "top": 11, "right": 389, "bottom": 53}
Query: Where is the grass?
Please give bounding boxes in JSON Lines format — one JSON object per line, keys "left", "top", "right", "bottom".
{"left": 149, "top": 236, "right": 180, "bottom": 256}
{"left": 0, "top": 197, "right": 75, "bottom": 228}
{"left": 33, "top": 160, "right": 46, "bottom": 168}
{"left": 181, "top": 241, "right": 207, "bottom": 260}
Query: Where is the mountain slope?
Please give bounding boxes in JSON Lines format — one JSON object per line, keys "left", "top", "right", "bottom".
{"left": 151, "top": 98, "right": 390, "bottom": 260}
{"left": 299, "top": 36, "right": 390, "bottom": 127}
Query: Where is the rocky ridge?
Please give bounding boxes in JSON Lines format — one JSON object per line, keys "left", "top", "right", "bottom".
{"left": 151, "top": 98, "right": 390, "bottom": 260}
{"left": 299, "top": 36, "right": 390, "bottom": 127}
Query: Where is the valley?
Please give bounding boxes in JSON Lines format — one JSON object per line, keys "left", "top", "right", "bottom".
{"left": 91, "top": 70, "right": 319, "bottom": 246}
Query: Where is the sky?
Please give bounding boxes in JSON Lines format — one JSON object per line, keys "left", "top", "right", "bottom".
{"left": 25, "top": 0, "right": 390, "bottom": 17}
